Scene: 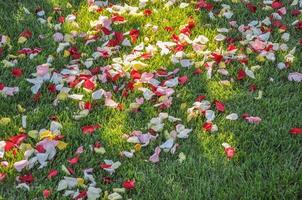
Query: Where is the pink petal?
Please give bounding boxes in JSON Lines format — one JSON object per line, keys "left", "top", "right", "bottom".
{"left": 245, "top": 116, "right": 262, "bottom": 124}
{"left": 149, "top": 147, "right": 161, "bottom": 163}
{"left": 14, "top": 160, "right": 28, "bottom": 172}
{"left": 36, "top": 64, "right": 49, "bottom": 76}
{"left": 288, "top": 72, "right": 302, "bottom": 82}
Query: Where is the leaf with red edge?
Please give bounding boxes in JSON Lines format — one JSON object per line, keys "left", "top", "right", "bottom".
{"left": 122, "top": 180, "right": 135, "bottom": 190}
{"left": 214, "top": 100, "right": 225, "bottom": 112}
{"left": 289, "top": 128, "right": 302, "bottom": 135}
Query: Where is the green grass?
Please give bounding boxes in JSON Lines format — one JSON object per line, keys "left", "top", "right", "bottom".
{"left": 0, "top": 0, "right": 302, "bottom": 199}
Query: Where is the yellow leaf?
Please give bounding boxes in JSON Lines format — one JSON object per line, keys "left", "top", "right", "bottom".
{"left": 0, "top": 118, "right": 11, "bottom": 126}
{"left": 256, "top": 55, "right": 265, "bottom": 62}
{"left": 18, "top": 36, "right": 27, "bottom": 44}
{"left": 134, "top": 144, "right": 141, "bottom": 152}
{"left": 219, "top": 62, "right": 226, "bottom": 68}
{"left": 20, "top": 143, "right": 32, "bottom": 151}
{"left": 180, "top": 103, "right": 187, "bottom": 110}
{"left": 40, "top": 130, "right": 53, "bottom": 140}
{"left": 94, "top": 147, "right": 106, "bottom": 154}
{"left": 19, "top": 127, "right": 25, "bottom": 132}
{"left": 131, "top": 61, "right": 148, "bottom": 71}
{"left": 63, "top": 50, "right": 70, "bottom": 57}
{"left": 133, "top": 82, "right": 142, "bottom": 89}
{"left": 28, "top": 130, "right": 39, "bottom": 139}
{"left": 57, "top": 92, "right": 68, "bottom": 101}
{"left": 77, "top": 178, "right": 85, "bottom": 186}
{"left": 17, "top": 104, "right": 26, "bottom": 113}
{"left": 57, "top": 141, "right": 68, "bottom": 150}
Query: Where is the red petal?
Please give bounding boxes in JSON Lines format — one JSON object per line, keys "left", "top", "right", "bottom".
{"left": 81, "top": 124, "right": 101, "bottom": 134}
{"left": 43, "top": 189, "right": 51, "bottom": 199}
{"left": 214, "top": 100, "right": 225, "bottom": 112}
{"left": 0, "top": 83, "right": 5, "bottom": 90}
{"left": 47, "top": 84, "right": 57, "bottom": 93}
{"left": 210, "top": 53, "right": 223, "bottom": 63}
{"left": 289, "top": 128, "right": 302, "bottom": 135}
{"left": 112, "top": 14, "right": 125, "bottom": 22}
{"left": 271, "top": 1, "right": 283, "bottom": 9}
{"left": 203, "top": 122, "right": 212, "bottom": 132}
{"left": 143, "top": 9, "right": 152, "bottom": 16}
{"left": 84, "top": 101, "right": 92, "bottom": 110}
{"left": 178, "top": 76, "right": 188, "bottom": 85}
{"left": 47, "top": 169, "right": 58, "bottom": 179}
{"left": 8, "top": 133, "right": 27, "bottom": 145}
{"left": 74, "top": 191, "right": 87, "bottom": 200}
{"left": 67, "top": 156, "right": 79, "bottom": 165}
{"left": 129, "top": 29, "right": 140, "bottom": 44}
{"left": 4, "top": 141, "right": 15, "bottom": 152}
{"left": 0, "top": 173, "right": 6, "bottom": 182}
{"left": 67, "top": 167, "right": 75, "bottom": 175}
{"left": 19, "top": 174, "right": 34, "bottom": 184}
{"left": 237, "top": 69, "right": 246, "bottom": 80}
{"left": 246, "top": 3, "right": 257, "bottom": 13}
{"left": 225, "top": 147, "right": 235, "bottom": 159}
{"left": 130, "top": 69, "right": 141, "bottom": 79}
{"left": 58, "top": 16, "right": 65, "bottom": 23}
{"left": 36, "top": 145, "right": 46, "bottom": 153}
{"left": 103, "top": 177, "right": 113, "bottom": 184}
{"left": 11, "top": 68, "right": 23, "bottom": 78}
{"left": 20, "top": 29, "right": 32, "bottom": 38}
{"left": 83, "top": 79, "right": 95, "bottom": 90}
{"left": 122, "top": 180, "right": 135, "bottom": 190}
{"left": 195, "top": 95, "right": 206, "bottom": 102}
{"left": 100, "top": 164, "right": 112, "bottom": 169}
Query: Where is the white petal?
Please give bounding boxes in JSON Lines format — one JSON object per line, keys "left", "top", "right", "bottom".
{"left": 205, "top": 110, "right": 215, "bottom": 122}
{"left": 226, "top": 113, "right": 238, "bottom": 120}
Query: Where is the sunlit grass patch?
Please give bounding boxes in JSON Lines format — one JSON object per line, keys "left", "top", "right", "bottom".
{"left": 206, "top": 80, "right": 237, "bottom": 101}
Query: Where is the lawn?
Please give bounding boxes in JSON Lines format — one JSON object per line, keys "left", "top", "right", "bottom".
{"left": 0, "top": 0, "right": 302, "bottom": 199}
